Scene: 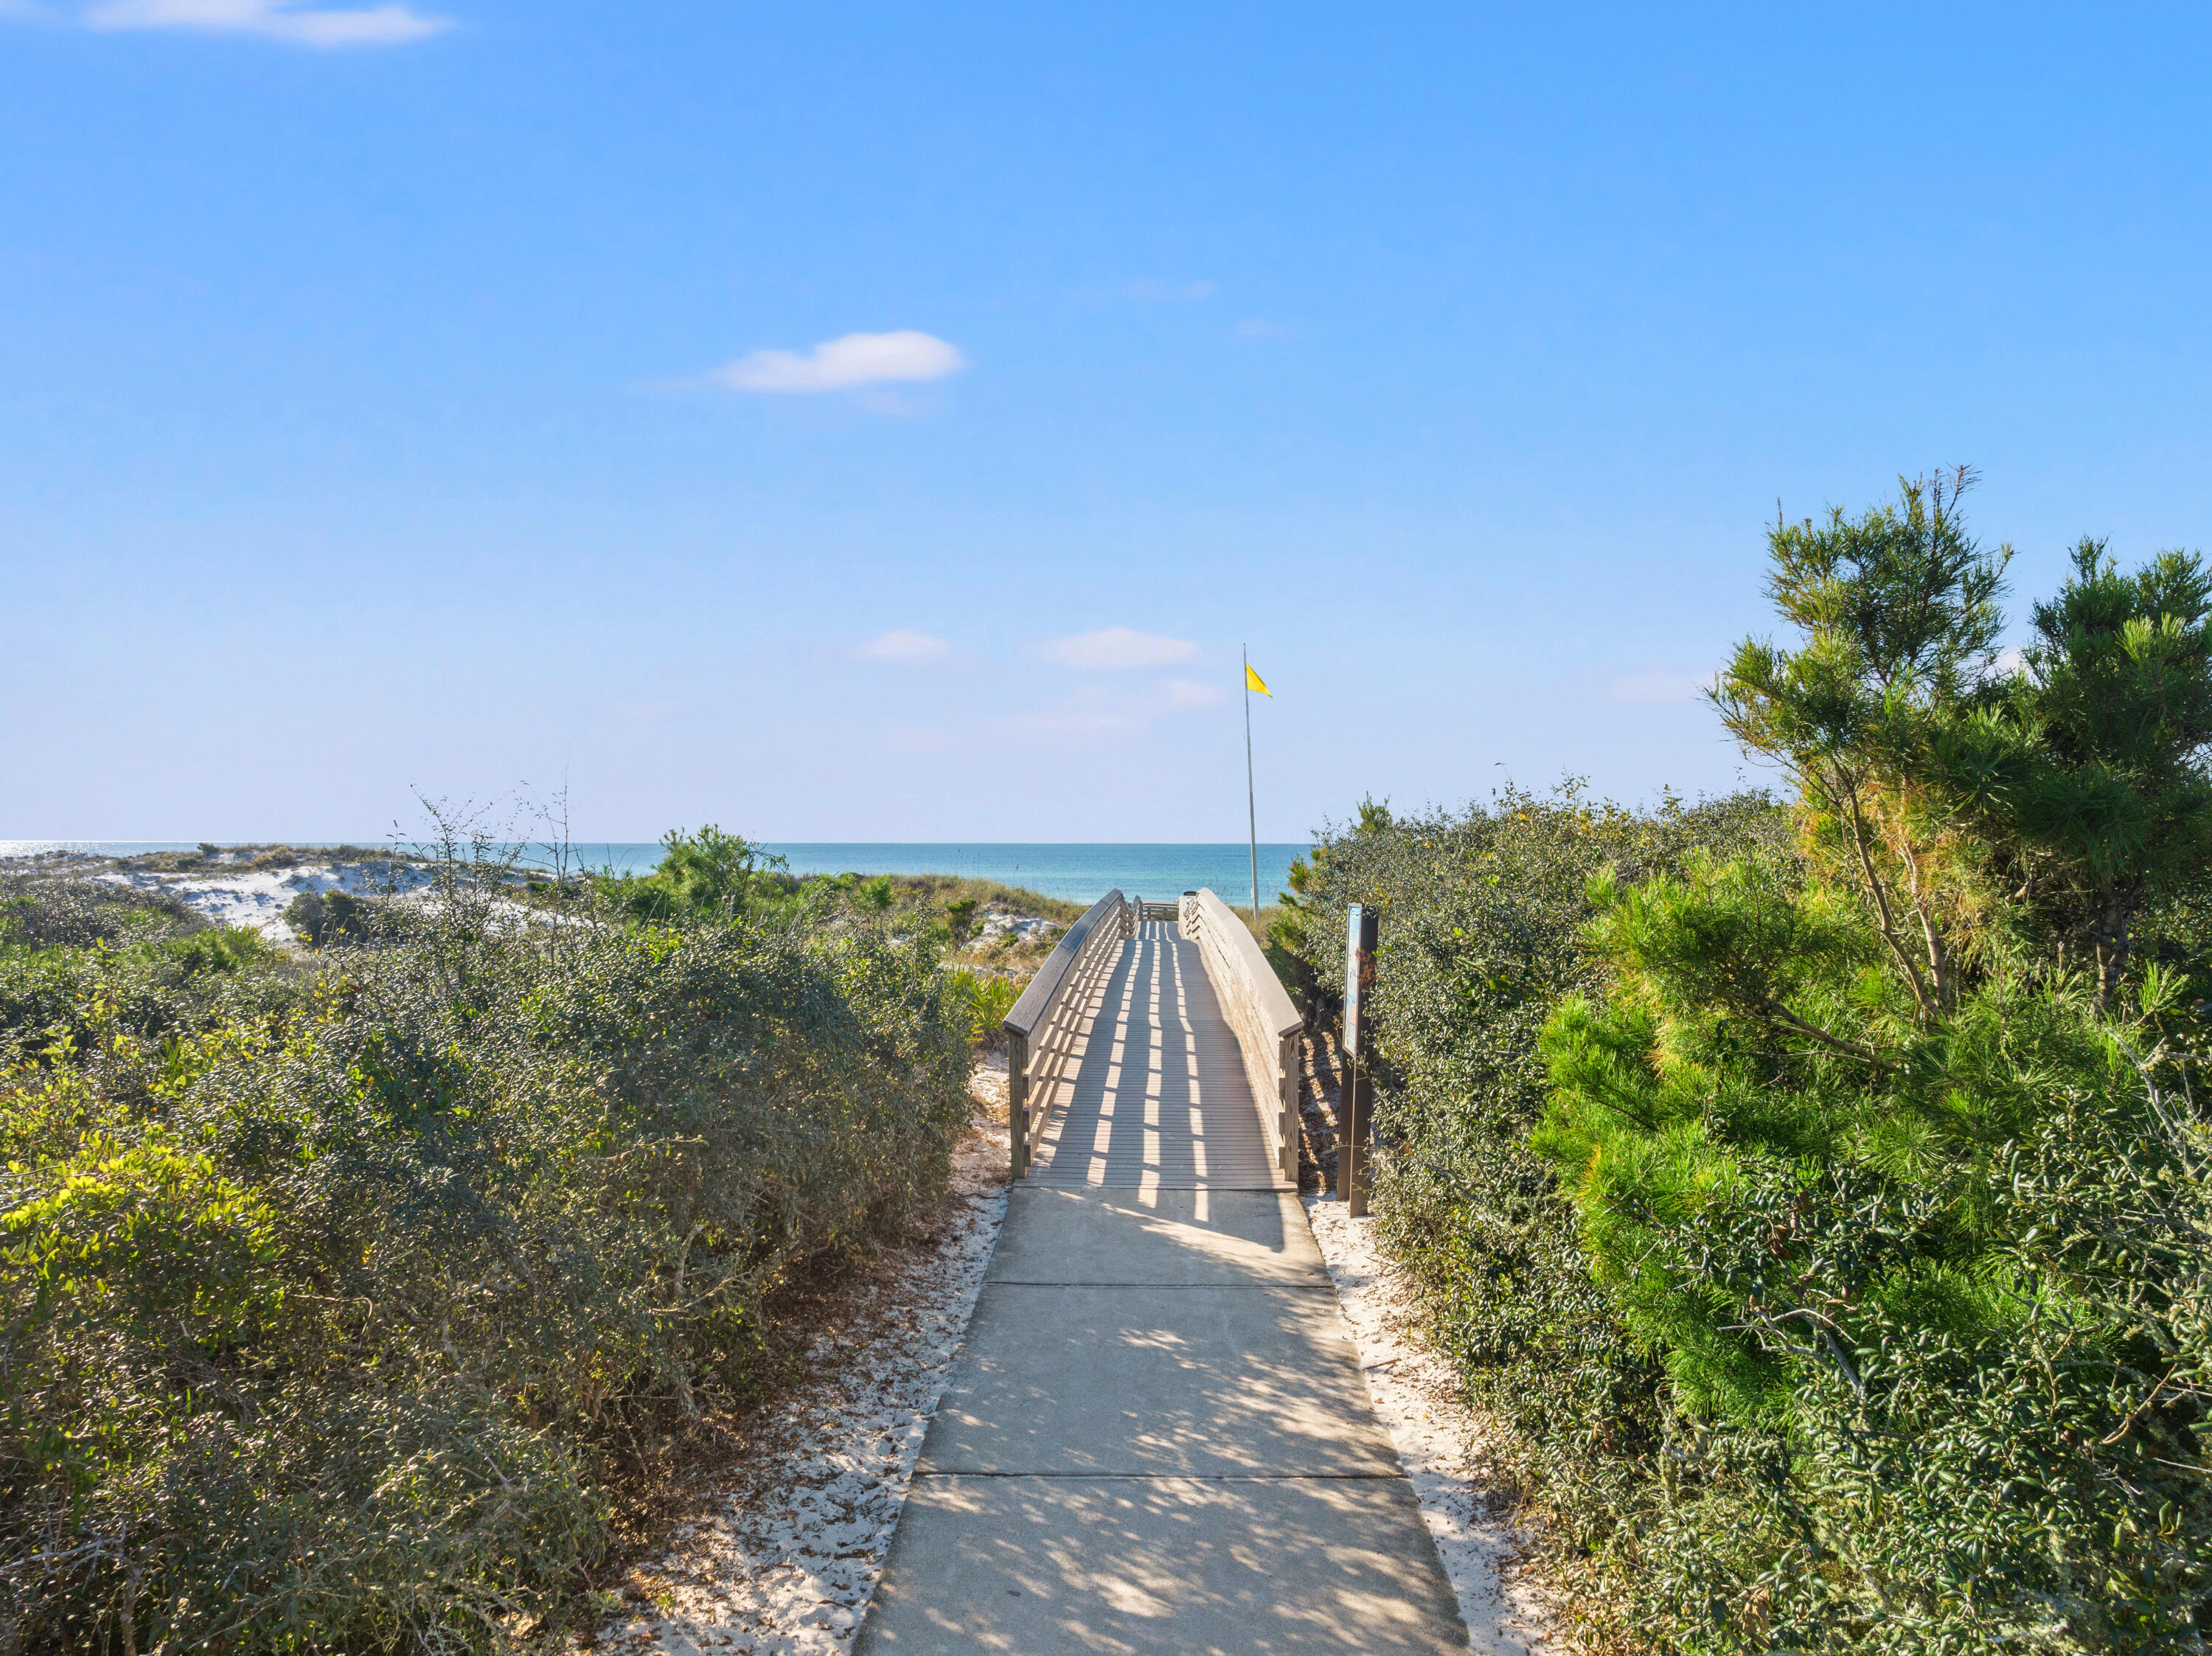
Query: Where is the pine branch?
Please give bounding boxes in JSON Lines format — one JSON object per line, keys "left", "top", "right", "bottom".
{"left": 1756, "top": 998, "right": 1897, "bottom": 1074}
{"left": 1836, "top": 771, "right": 1936, "bottom": 1023}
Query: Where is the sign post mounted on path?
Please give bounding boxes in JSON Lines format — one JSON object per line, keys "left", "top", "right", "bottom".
{"left": 1339, "top": 902, "right": 1378, "bottom": 1216}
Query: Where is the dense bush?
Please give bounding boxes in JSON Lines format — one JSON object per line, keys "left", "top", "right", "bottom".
{"left": 1540, "top": 478, "right": 2212, "bottom": 1649}
{"left": 0, "top": 874, "right": 204, "bottom": 950}
{"left": 282, "top": 886, "right": 368, "bottom": 947}
{"left": 592, "top": 824, "right": 796, "bottom": 924}
{"left": 1281, "top": 785, "right": 1783, "bottom": 1616}
{"left": 1287, "top": 476, "right": 2212, "bottom": 1652}
{"left": 0, "top": 846, "right": 971, "bottom": 1653}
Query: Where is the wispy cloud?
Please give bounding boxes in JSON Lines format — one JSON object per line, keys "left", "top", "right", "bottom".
{"left": 1125, "top": 279, "right": 1216, "bottom": 303}
{"left": 713, "top": 330, "right": 965, "bottom": 394}
{"left": 1236, "top": 317, "right": 1290, "bottom": 338}
{"left": 1035, "top": 627, "right": 1199, "bottom": 671}
{"left": 71, "top": 0, "right": 451, "bottom": 45}
{"left": 1164, "top": 677, "right": 1225, "bottom": 707}
{"left": 851, "top": 628, "right": 953, "bottom": 667}
{"left": 1603, "top": 669, "right": 1710, "bottom": 705}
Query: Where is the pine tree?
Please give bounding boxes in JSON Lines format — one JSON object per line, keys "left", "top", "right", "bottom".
{"left": 1534, "top": 474, "right": 2212, "bottom": 1651}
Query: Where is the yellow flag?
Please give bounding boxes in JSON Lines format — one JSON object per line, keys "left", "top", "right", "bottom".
{"left": 1245, "top": 663, "right": 1272, "bottom": 697}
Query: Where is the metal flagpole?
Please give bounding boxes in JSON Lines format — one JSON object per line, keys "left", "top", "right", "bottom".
{"left": 1244, "top": 644, "right": 1259, "bottom": 922}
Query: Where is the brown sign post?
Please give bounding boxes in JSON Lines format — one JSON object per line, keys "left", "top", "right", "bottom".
{"left": 1338, "top": 902, "right": 1379, "bottom": 1215}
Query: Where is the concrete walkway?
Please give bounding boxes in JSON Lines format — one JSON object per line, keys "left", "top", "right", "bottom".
{"left": 853, "top": 1186, "right": 1468, "bottom": 1653}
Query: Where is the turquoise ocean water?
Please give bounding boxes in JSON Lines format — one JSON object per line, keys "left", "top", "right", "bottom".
{"left": 0, "top": 843, "right": 1309, "bottom": 910}
{"left": 752, "top": 844, "right": 1307, "bottom": 908}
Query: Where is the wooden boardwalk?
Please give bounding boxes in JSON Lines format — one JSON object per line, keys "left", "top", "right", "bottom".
{"left": 854, "top": 893, "right": 1470, "bottom": 1653}
{"left": 1024, "top": 921, "right": 1293, "bottom": 1192}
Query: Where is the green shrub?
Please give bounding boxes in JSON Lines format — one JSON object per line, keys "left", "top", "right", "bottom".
{"left": 1282, "top": 784, "right": 1782, "bottom": 1629}
{"left": 0, "top": 876, "right": 201, "bottom": 951}
{"left": 594, "top": 824, "right": 792, "bottom": 923}
{"left": 944, "top": 967, "right": 1023, "bottom": 1049}
{"left": 282, "top": 887, "right": 369, "bottom": 947}
{"left": 161, "top": 924, "right": 276, "bottom": 975}
{"left": 1287, "top": 473, "right": 2212, "bottom": 1652}
{"left": 0, "top": 837, "right": 972, "bottom": 1653}
{"left": 1534, "top": 477, "right": 2212, "bottom": 1650}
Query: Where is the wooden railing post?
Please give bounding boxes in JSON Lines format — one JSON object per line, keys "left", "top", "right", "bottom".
{"left": 1007, "top": 1028, "right": 1029, "bottom": 1179}
{"left": 1340, "top": 903, "right": 1379, "bottom": 1215}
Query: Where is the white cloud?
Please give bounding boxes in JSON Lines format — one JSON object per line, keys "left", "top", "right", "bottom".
{"left": 852, "top": 628, "right": 953, "bottom": 667}
{"left": 80, "top": 0, "right": 450, "bottom": 44}
{"left": 1164, "top": 677, "right": 1225, "bottom": 707}
{"left": 1603, "top": 669, "right": 1710, "bottom": 705}
{"left": 1235, "top": 318, "right": 1289, "bottom": 338}
{"left": 714, "top": 330, "right": 965, "bottom": 394}
{"left": 1037, "top": 627, "right": 1199, "bottom": 671}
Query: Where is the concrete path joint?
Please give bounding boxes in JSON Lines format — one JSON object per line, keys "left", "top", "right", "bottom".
{"left": 855, "top": 1186, "right": 1470, "bottom": 1653}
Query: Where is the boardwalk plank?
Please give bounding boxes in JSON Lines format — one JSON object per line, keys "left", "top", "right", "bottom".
{"left": 1024, "top": 920, "right": 1292, "bottom": 1192}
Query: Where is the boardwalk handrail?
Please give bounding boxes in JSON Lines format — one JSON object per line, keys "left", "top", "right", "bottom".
{"left": 1003, "top": 888, "right": 1128, "bottom": 1179}
{"left": 1180, "top": 887, "right": 1304, "bottom": 1184}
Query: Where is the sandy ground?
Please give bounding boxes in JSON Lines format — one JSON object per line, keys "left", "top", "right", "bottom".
{"left": 86, "top": 859, "right": 434, "bottom": 939}
{"left": 1306, "top": 1194, "right": 1554, "bottom": 1655}
{"left": 592, "top": 1058, "right": 1012, "bottom": 1655}
{"left": 47, "top": 856, "right": 1057, "bottom": 950}
{"left": 970, "top": 913, "right": 1058, "bottom": 946}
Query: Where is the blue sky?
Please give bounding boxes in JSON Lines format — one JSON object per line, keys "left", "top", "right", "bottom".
{"left": 4, "top": 1, "right": 2208, "bottom": 841}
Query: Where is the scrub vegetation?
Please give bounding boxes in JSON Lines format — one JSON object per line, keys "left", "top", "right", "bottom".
{"left": 0, "top": 825, "right": 974, "bottom": 1652}
{"left": 1278, "top": 473, "right": 2212, "bottom": 1653}
{"left": 589, "top": 835, "right": 1074, "bottom": 966}
{"left": 20, "top": 468, "right": 2199, "bottom": 1654}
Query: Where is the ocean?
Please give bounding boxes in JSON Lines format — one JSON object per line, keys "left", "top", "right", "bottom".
{"left": 753, "top": 844, "right": 1307, "bottom": 908}
{"left": 0, "top": 842, "right": 1311, "bottom": 909}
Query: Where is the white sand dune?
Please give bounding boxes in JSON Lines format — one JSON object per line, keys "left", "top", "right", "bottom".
{"left": 88, "top": 860, "right": 435, "bottom": 940}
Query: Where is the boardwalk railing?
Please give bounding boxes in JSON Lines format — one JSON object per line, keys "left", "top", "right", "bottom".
{"left": 1002, "top": 888, "right": 1127, "bottom": 1179}
{"left": 1180, "top": 887, "right": 1303, "bottom": 1184}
